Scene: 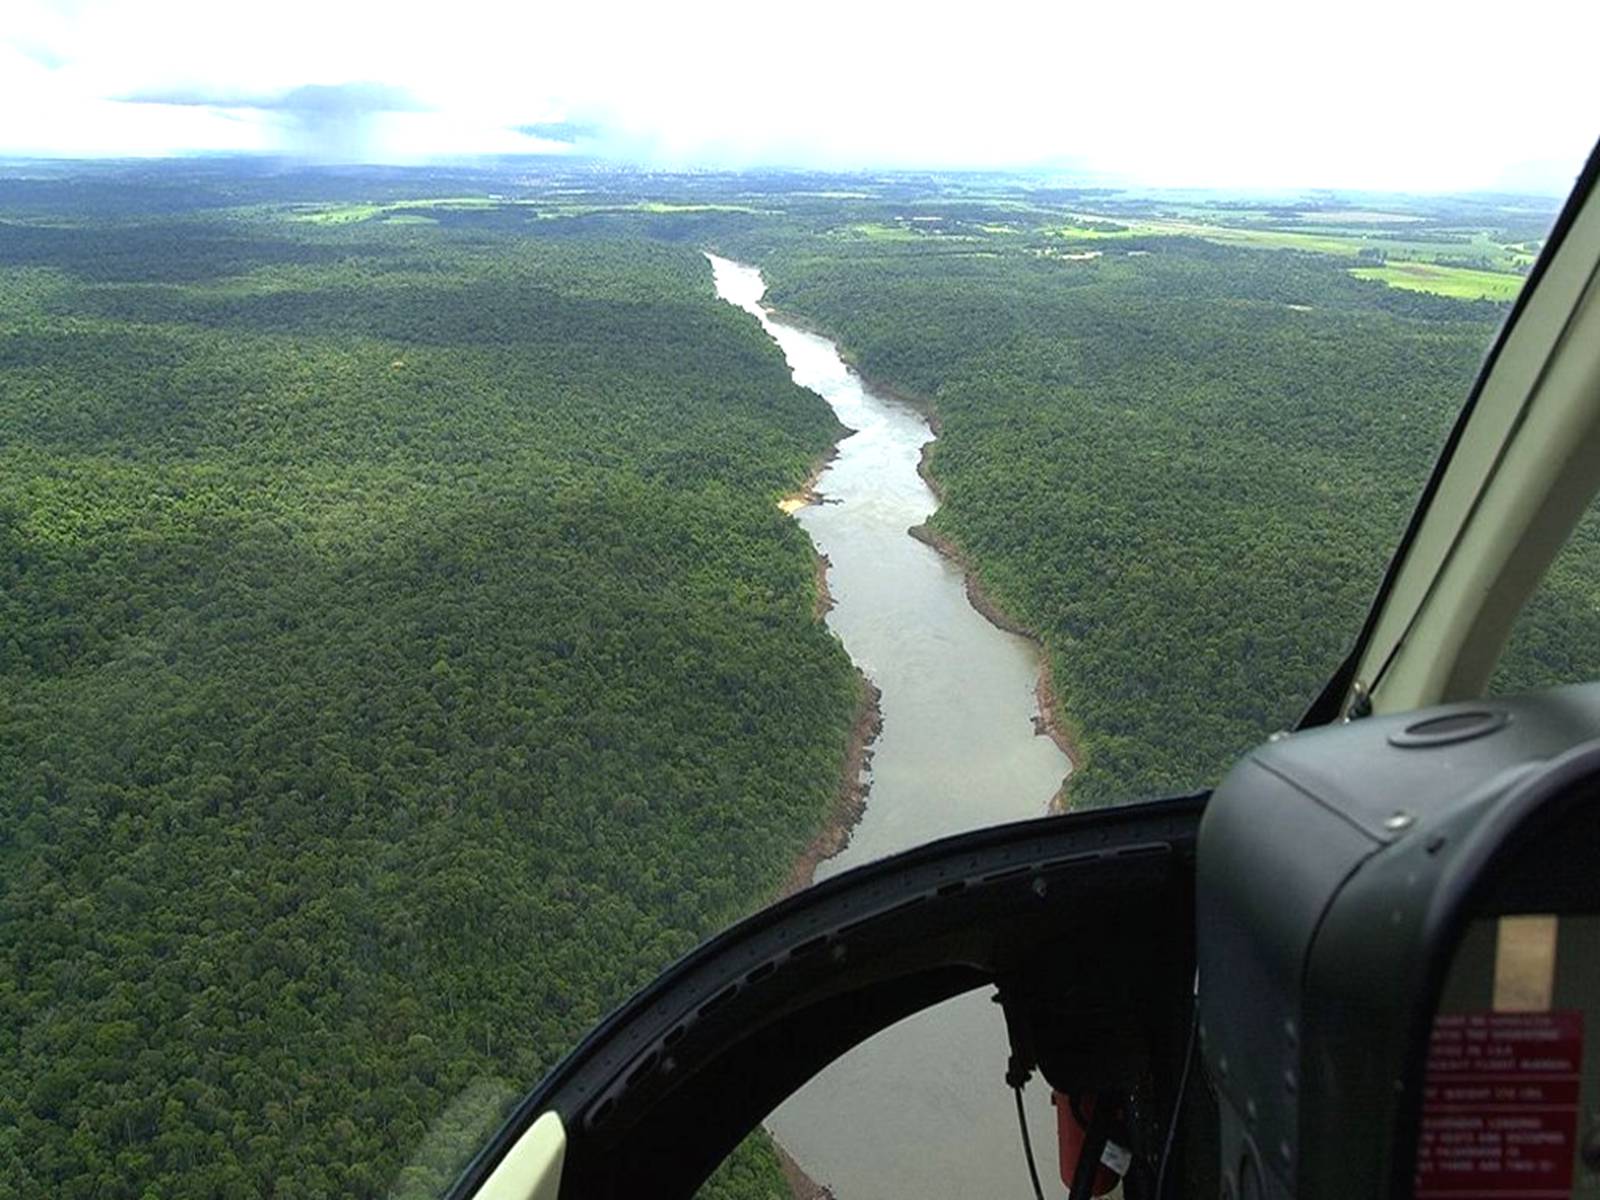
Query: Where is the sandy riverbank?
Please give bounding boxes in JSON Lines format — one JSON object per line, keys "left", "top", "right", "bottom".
{"left": 774, "top": 672, "right": 883, "bottom": 901}
{"left": 810, "top": 550, "right": 835, "bottom": 621}
{"left": 775, "top": 1140, "right": 837, "bottom": 1200}
{"left": 779, "top": 448, "right": 838, "bottom": 515}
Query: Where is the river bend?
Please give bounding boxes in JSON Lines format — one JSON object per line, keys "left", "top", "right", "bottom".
{"left": 709, "top": 255, "right": 1073, "bottom": 1199}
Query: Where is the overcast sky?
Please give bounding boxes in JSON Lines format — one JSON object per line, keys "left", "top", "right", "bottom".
{"left": 2, "top": 0, "right": 1595, "bottom": 193}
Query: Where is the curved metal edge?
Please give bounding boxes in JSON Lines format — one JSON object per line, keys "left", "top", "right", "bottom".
{"left": 445, "top": 792, "right": 1208, "bottom": 1198}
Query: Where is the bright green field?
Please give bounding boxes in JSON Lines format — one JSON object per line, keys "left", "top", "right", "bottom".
{"left": 290, "top": 197, "right": 508, "bottom": 223}
{"left": 1350, "top": 261, "right": 1526, "bottom": 301}
{"left": 839, "top": 221, "right": 932, "bottom": 241}
{"left": 634, "top": 202, "right": 764, "bottom": 213}
{"left": 294, "top": 202, "right": 386, "bottom": 224}
{"left": 1052, "top": 214, "right": 1537, "bottom": 272}
{"left": 1051, "top": 218, "right": 1362, "bottom": 254}
{"left": 291, "top": 198, "right": 767, "bottom": 224}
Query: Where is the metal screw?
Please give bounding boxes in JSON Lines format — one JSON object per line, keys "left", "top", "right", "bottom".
{"left": 1384, "top": 811, "right": 1415, "bottom": 832}
{"left": 1345, "top": 680, "right": 1373, "bottom": 722}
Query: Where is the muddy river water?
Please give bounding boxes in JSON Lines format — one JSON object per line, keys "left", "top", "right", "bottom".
{"left": 709, "top": 254, "right": 1074, "bottom": 1198}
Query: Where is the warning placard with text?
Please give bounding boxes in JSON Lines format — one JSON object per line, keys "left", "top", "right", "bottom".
{"left": 1416, "top": 1011, "right": 1583, "bottom": 1198}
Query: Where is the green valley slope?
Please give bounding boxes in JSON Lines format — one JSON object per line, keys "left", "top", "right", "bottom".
{"left": 0, "top": 206, "right": 855, "bottom": 1197}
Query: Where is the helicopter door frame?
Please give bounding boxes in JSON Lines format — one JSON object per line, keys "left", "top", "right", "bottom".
{"left": 446, "top": 795, "right": 1204, "bottom": 1200}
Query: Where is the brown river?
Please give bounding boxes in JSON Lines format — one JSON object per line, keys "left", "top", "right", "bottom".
{"left": 709, "top": 255, "right": 1075, "bottom": 1199}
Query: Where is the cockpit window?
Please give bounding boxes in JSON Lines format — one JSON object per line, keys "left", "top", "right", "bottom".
{"left": 1493, "top": 501, "right": 1600, "bottom": 695}
{"left": 1, "top": 4, "right": 1595, "bottom": 1197}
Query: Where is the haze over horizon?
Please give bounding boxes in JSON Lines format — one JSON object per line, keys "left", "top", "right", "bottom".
{"left": 3, "top": 0, "right": 1596, "bottom": 195}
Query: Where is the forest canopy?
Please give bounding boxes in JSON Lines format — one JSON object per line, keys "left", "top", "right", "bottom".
{"left": 0, "top": 182, "right": 860, "bottom": 1197}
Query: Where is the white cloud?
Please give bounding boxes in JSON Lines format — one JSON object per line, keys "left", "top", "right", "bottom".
{"left": 0, "top": 0, "right": 1594, "bottom": 191}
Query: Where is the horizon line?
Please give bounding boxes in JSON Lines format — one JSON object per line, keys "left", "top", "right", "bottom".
{"left": 0, "top": 150, "right": 1576, "bottom": 201}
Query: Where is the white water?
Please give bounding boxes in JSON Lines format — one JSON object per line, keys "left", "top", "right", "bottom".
{"left": 709, "top": 254, "right": 1073, "bottom": 1199}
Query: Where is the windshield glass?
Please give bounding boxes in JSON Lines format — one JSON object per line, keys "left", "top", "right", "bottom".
{"left": 2, "top": 2, "right": 1596, "bottom": 1196}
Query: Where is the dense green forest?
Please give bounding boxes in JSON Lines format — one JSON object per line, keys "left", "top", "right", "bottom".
{"left": 0, "top": 184, "right": 860, "bottom": 1196}
{"left": 710, "top": 206, "right": 1592, "bottom": 804}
